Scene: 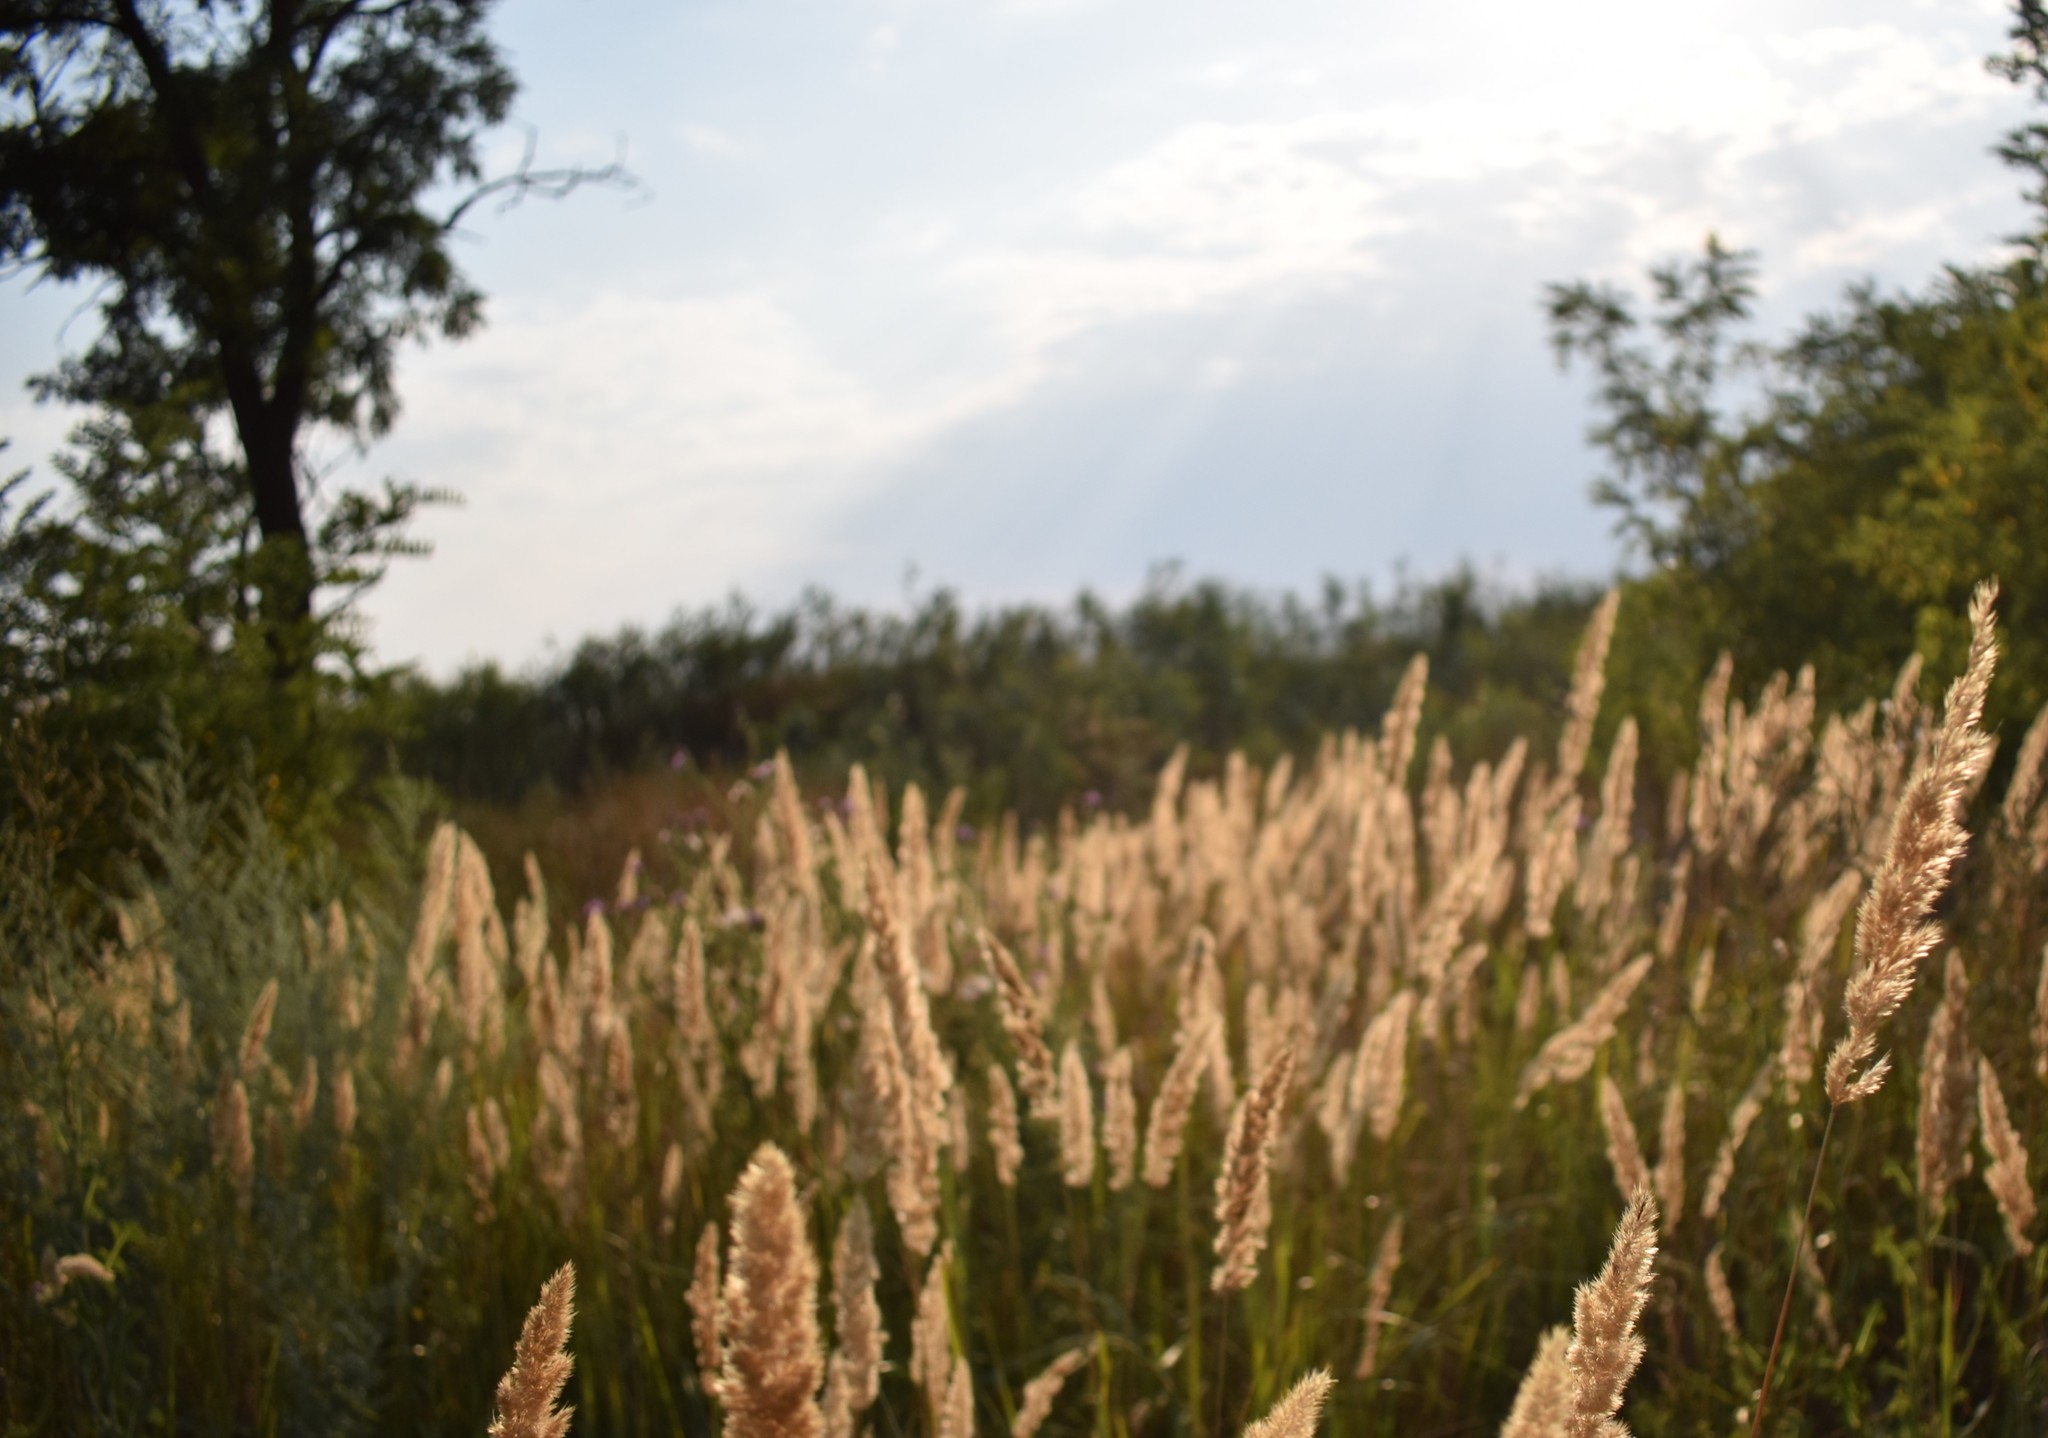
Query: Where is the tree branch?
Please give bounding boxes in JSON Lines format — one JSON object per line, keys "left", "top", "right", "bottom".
{"left": 441, "top": 127, "right": 640, "bottom": 232}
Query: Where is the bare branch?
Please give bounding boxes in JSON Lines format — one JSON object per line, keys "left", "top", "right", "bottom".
{"left": 442, "top": 128, "right": 641, "bottom": 232}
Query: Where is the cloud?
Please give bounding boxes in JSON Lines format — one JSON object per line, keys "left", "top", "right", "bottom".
{"left": 932, "top": 10, "right": 2023, "bottom": 366}
{"left": 677, "top": 123, "right": 746, "bottom": 160}
{"left": 355, "top": 286, "right": 1031, "bottom": 665}
{"left": 351, "top": 0, "right": 2040, "bottom": 667}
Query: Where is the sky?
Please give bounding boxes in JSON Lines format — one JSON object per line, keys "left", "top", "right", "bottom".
{"left": 0, "top": 0, "right": 2040, "bottom": 675}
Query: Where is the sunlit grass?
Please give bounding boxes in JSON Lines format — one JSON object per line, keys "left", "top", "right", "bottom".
{"left": 6, "top": 588, "right": 2046, "bottom": 1437}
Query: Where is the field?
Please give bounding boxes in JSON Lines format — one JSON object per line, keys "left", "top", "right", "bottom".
{"left": 4, "top": 585, "right": 2045, "bottom": 1438}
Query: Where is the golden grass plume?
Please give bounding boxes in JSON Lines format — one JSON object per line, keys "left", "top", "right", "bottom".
{"left": 489, "top": 1262, "right": 576, "bottom": 1438}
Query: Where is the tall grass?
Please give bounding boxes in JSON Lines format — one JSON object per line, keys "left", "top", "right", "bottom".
{"left": 5, "top": 588, "right": 2046, "bottom": 1437}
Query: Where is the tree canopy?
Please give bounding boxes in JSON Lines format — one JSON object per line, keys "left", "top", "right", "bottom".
{"left": 0, "top": 0, "right": 623, "bottom": 861}
{"left": 1548, "top": 2, "right": 2048, "bottom": 756}
{"left": 1, "top": 0, "right": 628, "bottom": 648}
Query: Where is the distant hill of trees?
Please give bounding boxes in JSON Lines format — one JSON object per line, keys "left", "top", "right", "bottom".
{"left": 395, "top": 569, "right": 1607, "bottom": 825}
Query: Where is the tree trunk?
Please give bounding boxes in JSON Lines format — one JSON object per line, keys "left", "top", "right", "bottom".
{"left": 242, "top": 407, "right": 316, "bottom": 680}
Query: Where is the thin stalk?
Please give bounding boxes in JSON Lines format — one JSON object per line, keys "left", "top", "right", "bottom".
{"left": 1750, "top": 1102, "right": 1837, "bottom": 1438}
{"left": 1214, "top": 1297, "right": 1231, "bottom": 1438}
{"left": 1178, "top": 1154, "right": 1204, "bottom": 1425}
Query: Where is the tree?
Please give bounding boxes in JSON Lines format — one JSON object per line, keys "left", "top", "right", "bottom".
{"left": 0, "top": 0, "right": 626, "bottom": 674}
{"left": 1547, "top": 1, "right": 2048, "bottom": 756}
{"left": 1544, "top": 234, "right": 1765, "bottom": 576}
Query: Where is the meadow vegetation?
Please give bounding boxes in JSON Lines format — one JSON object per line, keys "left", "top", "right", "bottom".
{"left": 5, "top": 583, "right": 2044, "bottom": 1438}
{"left": 8, "top": 4, "right": 2048, "bottom": 1435}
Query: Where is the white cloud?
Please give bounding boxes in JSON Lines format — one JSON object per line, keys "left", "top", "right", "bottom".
{"left": 1788, "top": 188, "right": 2009, "bottom": 273}
{"left": 928, "top": 8, "right": 2023, "bottom": 365}
{"left": 677, "top": 123, "right": 746, "bottom": 159}
{"left": 354, "top": 286, "right": 1032, "bottom": 664}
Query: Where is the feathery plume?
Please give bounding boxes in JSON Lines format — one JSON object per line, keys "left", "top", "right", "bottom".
{"left": 603, "top": 1021, "right": 639, "bottom": 1148}
{"left": 843, "top": 961, "right": 899, "bottom": 1184}
{"left": 236, "top": 979, "right": 281, "bottom": 1081}
{"left": 1547, "top": 954, "right": 1573, "bottom": 1024}
{"left": 1564, "top": 1190, "right": 1659, "bottom": 1438}
{"left": 480, "top": 1097, "right": 510, "bottom": 1172}
{"left": 454, "top": 834, "right": 506, "bottom": 1055}
{"left": 1383, "top": 654, "right": 1429, "bottom": 786}
{"left": 1975, "top": 1055, "right": 2037, "bottom": 1258}
{"left": 1655, "top": 853, "right": 1691, "bottom": 966}
{"left": 983, "top": 930, "right": 1058, "bottom": 1117}
{"left": 1564, "top": 1188, "right": 1646, "bottom": 1438}
{"left": 674, "top": 916, "right": 714, "bottom": 1052}
{"left": 533, "top": 1053, "right": 584, "bottom": 1220}
{"left": 821, "top": 1369, "right": 855, "bottom": 1438}
{"left": 2034, "top": 939, "right": 2048, "bottom": 1082}
{"left": 1058, "top": 1042, "right": 1095, "bottom": 1189}
{"left": 1687, "top": 942, "right": 1716, "bottom": 1026}
{"left": 720, "top": 1143, "right": 825, "bottom": 1438}
{"left": 1652, "top": 1079, "right": 1686, "bottom": 1227}
{"left": 1089, "top": 970, "right": 1119, "bottom": 1065}
{"left": 912, "top": 1243, "right": 955, "bottom": 1421}
{"left": 489, "top": 1263, "right": 577, "bottom": 1438}
{"left": 1142, "top": 1014, "right": 1213, "bottom": 1187}
{"left": 1355, "top": 1214, "right": 1404, "bottom": 1379}
{"left": 1598, "top": 1078, "right": 1649, "bottom": 1204}
{"left": 36, "top": 1247, "right": 116, "bottom": 1302}
{"left": 1103, "top": 1047, "right": 1137, "bottom": 1191}
{"left": 1499, "top": 1328, "right": 1571, "bottom": 1438}
{"left": 290, "top": 1056, "right": 319, "bottom": 1133}
{"left": 659, "top": 1142, "right": 685, "bottom": 1237}
{"left": 1213, "top": 1047, "right": 1297, "bottom": 1292}
{"left": 1778, "top": 871, "right": 1863, "bottom": 1096}
{"left": 1689, "top": 655, "right": 1735, "bottom": 853}
{"left": 987, "top": 1063, "right": 1024, "bottom": 1188}
{"left": 886, "top": 1040, "right": 943, "bottom": 1257}
{"left": 829, "top": 1198, "right": 886, "bottom": 1415}
{"left": 1577, "top": 717, "right": 1638, "bottom": 920}
{"left": 939, "top": 1355, "right": 974, "bottom": 1438}
{"left": 467, "top": 1103, "right": 500, "bottom": 1220}
{"left": 870, "top": 875, "right": 954, "bottom": 1115}
{"left": 2000, "top": 700, "right": 2048, "bottom": 842}
{"left": 1701, "top": 1063, "right": 1772, "bottom": 1219}
{"left": 1703, "top": 1246, "right": 1738, "bottom": 1349}
{"left": 1826, "top": 582, "right": 1999, "bottom": 1106}
{"left": 1012, "top": 1346, "right": 1091, "bottom": 1438}
{"left": 333, "top": 1063, "right": 358, "bottom": 1140}
{"left": 410, "top": 821, "right": 459, "bottom": 980}
{"left": 53, "top": 1252, "right": 115, "bottom": 1287}
{"left": 1915, "top": 950, "right": 1976, "bottom": 1218}
{"left": 213, "top": 1077, "right": 254, "bottom": 1214}
{"left": 1241, "top": 1369, "right": 1335, "bottom": 1438}
{"left": 1555, "top": 590, "right": 1622, "bottom": 800}
{"left": 1515, "top": 964, "right": 1543, "bottom": 1036}
{"left": 514, "top": 853, "right": 549, "bottom": 985}
{"left": 689, "top": 1222, "right": 724, "bottom": 1400}
{"left": 1350, "top": 989, "right": 1417, "bottom": 1145}
{"left": 1516, "top": 956, "right": 1653, "bottom": 1109}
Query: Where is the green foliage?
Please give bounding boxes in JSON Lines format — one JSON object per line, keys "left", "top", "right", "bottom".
{"left": 0, "top": 427, "right": 416, "bottom": 892}
{"left": 0, "top": 0, "right": 627, "bottom": 779}
{"left": 0, "top": 738, "right": 439, "bottom": 1433}
{"left": 401, "top": 571, "right": 1604, "bottom": 825}
{"left": 0, "top": 0, "right": 628, "bottom": 893}
{"left": 1550, "top": 8, "right": 2048, "bottom": 750}
{"left": 0, "top": 0, "right": 534, "bottom": 635}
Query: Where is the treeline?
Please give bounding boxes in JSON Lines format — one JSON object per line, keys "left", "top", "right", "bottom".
{"left": 398, "top": 570, "right": 1606, "bottom": 823}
